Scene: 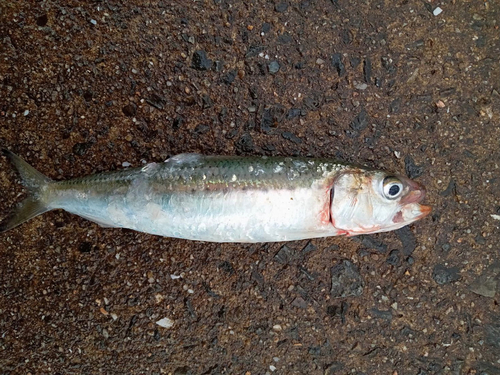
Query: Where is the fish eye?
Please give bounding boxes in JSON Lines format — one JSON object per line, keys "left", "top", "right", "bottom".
{"left": 382, "top": 176, "right": 404, "bottom": 199}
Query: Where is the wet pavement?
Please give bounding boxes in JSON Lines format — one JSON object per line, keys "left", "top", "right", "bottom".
{"left": 1, "top": 1, "right": 499, "bottom": 374}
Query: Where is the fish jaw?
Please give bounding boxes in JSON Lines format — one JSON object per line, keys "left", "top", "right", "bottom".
{"left": 334, "top": 202, "right": 432, "bottom": 237}
{"left": 395, "top": 202, "right": 432, "bottom": 224}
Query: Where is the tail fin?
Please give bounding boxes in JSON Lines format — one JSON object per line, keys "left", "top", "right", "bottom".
{"left": 0, "top": 150, "right": 53, "bottom": 233}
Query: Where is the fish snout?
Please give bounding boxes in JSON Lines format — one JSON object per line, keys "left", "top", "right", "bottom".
{"left": 397, "top": 176, "right": 431, "bottom": 220}
{"left": 399, "top": 177, "right": 427, "bottom": 205}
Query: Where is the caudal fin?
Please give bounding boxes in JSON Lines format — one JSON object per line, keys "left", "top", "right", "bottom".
{"left": 0, "top": 150, "right": 53, "bottom": 233}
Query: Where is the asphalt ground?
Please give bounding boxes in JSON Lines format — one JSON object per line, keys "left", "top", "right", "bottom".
{"left": 0, "top": 1, "right": 499, "bottom": 374}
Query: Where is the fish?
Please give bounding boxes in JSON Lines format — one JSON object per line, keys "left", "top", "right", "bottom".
{"left": 0, "top": 150, "right": 431, "bottom": 243}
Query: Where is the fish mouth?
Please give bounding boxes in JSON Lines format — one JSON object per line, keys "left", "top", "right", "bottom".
{"left": 416, "top": 204, "right": 432, "bottom": 219}
{"left": 400, "top": 178, "right": 427, "bottom": 205}
{"left": 393, "top": 203, "right": 432, "bottom": 224}
{"left": 399, "top": 177, "right": 432, "bottom": 219}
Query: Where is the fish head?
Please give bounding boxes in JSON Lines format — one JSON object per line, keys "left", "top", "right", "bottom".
{"left": 330, "top": 170, "right": 431, "bottom": 235}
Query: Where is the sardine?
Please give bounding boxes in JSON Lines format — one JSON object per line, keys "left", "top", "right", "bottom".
{"left": 0, "top": 150, "right": 431, "bottom": 242}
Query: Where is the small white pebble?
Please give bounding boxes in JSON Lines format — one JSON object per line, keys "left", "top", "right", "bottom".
{"left": 272, "top": 324, "right": 282, "bottom": 332}
{"left": 170, "top": 274, "right": 182, "bottom": 279}
{"left": 122, "top": 162, "right": 131, "bottom": 167}
{"left": 269, "top": 365, "right": 277, "bottom": 372}
{"left": 23, "top": 110, "right": 30, "bottom": 116}
{"left": 110, "top": 313, "right": 118, "bottom": 321}
{"left": 491, "top": 214, "right": 500, "bottom": 221}
{"left": 433, "top": 7, "right": 443, "bottom": 16}
{"left": 156, "top": 317, "right": 174, "bottom": 328}
{"left": 90, "top": 19, "right": 97, "bottom": 25}
{"left": 355, "top": 83, "right": 368, "bottom": 90}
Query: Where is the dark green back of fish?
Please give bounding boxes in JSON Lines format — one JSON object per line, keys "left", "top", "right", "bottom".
{"left": 53, "top": 155, "right": 349, "bottom": 194}
{"left": 154, "top": 154, "right": 348, "bottom": 191}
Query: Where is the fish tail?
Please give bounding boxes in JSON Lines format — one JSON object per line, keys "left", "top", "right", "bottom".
{"left": 0, "top": 149, "right": 54, "bottom": 233}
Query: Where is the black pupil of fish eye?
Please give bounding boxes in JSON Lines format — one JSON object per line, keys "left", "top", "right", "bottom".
{"left": 388, "top": 184, "right": 400, "bottom": 196}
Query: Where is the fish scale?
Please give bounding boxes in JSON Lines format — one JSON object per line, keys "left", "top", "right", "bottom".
{"left": 155, "top": 155, "right": 346, "bottom": 190}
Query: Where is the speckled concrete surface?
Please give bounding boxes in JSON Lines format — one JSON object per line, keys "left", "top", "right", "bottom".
{"left": 1, "top": 1, "right": 499, "bottom": 374}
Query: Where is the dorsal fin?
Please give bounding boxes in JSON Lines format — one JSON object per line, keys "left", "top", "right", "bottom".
{"left": 164, "top": 153, "right": 204, "bottom": 165}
